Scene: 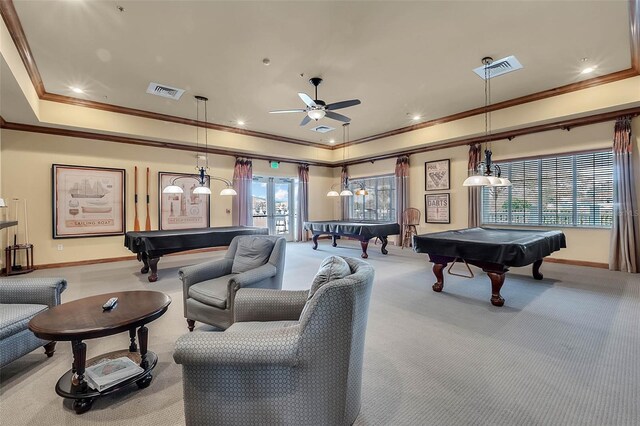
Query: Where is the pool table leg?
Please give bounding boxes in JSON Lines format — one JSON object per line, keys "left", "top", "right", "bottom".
{"left": 360, "top": 240, "right": 369, "bottom": 258}
{"left": 332, "top": 235, "right": 339, "bottom": 247}
{"left": 432, "top": 263, "right": 446, "bottom": 292}
{"left": 312, "top": 234, "right": 319, "bottom": 250}
{"left": 380, "top": 236, "right": 389, "bottom": 255}
{"left": 147, "top": 257, "right": 160, "bottom": 282}
{"left": 487, "top": 272, "right": 506, "bottom": 307}
{"left": 532, "top": 259, "right": 544, "bottom": 280}
{"left": 139, "top": 252, "right": 150, "bottom": 274}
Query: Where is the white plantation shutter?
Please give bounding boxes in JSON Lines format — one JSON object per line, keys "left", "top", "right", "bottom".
{"left": 482, "top": 150, "right": 613, "bottom": 228}
{"left": 348, "top": 175, "right": 396, "bottom": 221}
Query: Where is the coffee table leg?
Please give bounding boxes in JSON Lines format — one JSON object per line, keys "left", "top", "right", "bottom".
{"left": 136, "top": 326, "right": 153, "bottom": 389}
{"left": 129, "top": 328, "right": 138, "bottom": 352}
{"left": 71, "top": 340, "right": 94, "bottom": 414}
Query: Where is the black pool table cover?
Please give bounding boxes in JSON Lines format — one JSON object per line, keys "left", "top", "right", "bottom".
{"left": 303, "top": 221, "right": 401, "bottom": 238}
{"left": 124, "top": 226, "right": 269, "bottom": 257}
{"left": 413, "top": 227, "right": 566, "bottom": 267}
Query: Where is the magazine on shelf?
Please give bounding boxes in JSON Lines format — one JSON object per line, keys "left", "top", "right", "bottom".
{"left": 85, "top": 356, "right": 144, "bottom": 392}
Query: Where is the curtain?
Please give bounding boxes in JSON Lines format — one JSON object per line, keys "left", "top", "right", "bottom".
{"left": 232, "top": 158, "right": 253, "bottom": 226}
{"left": 609, "top": 117, "right": 639, "bottom": 273}
{"left": 395, "top": 155, "right": 410, "bottom": 245}
{"left": 341, "top": 166, "right": 349, "bottom": 220}
{"left": 296, "top": 164, "right": 310, "bottom": 241}
{"left": 468, "top": 144, "right": 482, "bottom": 228}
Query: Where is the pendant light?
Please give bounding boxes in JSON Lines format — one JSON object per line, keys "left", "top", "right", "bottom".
{"left": 340, "top": 123, "right": 353, "bottom": 196}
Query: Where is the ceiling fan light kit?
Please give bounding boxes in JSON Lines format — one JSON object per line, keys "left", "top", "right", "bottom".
{"left": 270, "top": 77, "right": 361, "bottom": 126}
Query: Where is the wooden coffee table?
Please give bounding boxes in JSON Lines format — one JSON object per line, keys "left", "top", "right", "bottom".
{"left": 28, "top": 291, "right": 171, "bottom": 414}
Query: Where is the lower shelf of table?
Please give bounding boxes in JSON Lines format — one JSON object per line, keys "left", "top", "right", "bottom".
{"left": 55, "top": 349, "right": 158, "bottom": 399}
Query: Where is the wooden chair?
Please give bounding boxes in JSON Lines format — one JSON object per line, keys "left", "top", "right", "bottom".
{"left": 402, "top": 208, "right": 420, "bottom": 249}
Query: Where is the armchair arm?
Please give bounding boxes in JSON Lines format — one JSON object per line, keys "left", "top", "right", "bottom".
{"left": 173, "top": 326, "right": 300, "bottom": 367}
{"left": 0, "top": 277, "right": 67, "bottom": 307}
{"left": 179, "top": 258, "right": 233, "bottom": 288}
{"left": 229, "top": 263, "right": 277, "bottom": 288}
{"left": 234, "top": 289, "right": 308, "bottom": 323}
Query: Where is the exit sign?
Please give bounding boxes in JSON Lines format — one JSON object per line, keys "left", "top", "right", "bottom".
{"left": 270, "top": 161, "right": 279, "bottom": 169}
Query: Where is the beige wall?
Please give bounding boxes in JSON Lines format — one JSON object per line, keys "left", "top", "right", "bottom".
{"left": 0, "top": 130, "right": 333, "bottom": 266}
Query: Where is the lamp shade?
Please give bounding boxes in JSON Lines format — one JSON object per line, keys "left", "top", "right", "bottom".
{"left": 220, "top": 187, "right": 238, "bottom": 196}
{"left": 193, "top": 186, "right": 212, "bottom": 195}
{"left": 494, "top": 177, "right": 512, "bottom": 187}
{"left": 162, "top": 185, "right": 183, "bottom": 194}
{"left": 486, "top": 176, "right": 503, "bottom": 186}
{"left": 327, "top": 190, "right": 340, "bottom": 197}
{"left": 463, "top": 175, "right": 492, "bottom": 187}
{"left": 307, "top": 109, "right": 326, "bottom": 120}
{"left": 339, "top": 189, "right": 354, "bottom": 196}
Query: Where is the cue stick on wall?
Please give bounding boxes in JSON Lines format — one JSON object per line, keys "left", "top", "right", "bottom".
{"left": 145, "top": 167, "right": 151, "bottom": 231}
{"left": 23, "top": 198, "right": 28, "bottom": 244}
{"left": 134, "top": 166, "right": 140, "bottom": 231}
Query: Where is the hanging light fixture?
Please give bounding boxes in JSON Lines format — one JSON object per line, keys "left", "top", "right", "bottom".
{"left": 340, "top": 123, "right": 354, "bottom": 196}
{"left": 463, "top": 57, "right": 512, "bottom": 188}
{"left": 163, "top": 96, "right": 238, "bottom": 196}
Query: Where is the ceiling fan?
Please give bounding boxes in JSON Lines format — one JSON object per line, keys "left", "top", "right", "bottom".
{"left": 269, "top": 77, "right": 361, "bottom": 126}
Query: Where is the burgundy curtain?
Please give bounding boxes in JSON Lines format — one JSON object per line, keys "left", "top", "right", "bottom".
{"left": 341, "top": 165, "right": 349, "bottom": 220}
{"left": 296, "top": 164, "right": 310, "bottom": 241}
{"left": 609, "top": 117, "right": 639, "bottom": 272}
{"left": 468, "top": 144, "right": 482, "bottom": 227}
{"left": 395, "top": 156, "right": 410, "bottom": 245}
{"left": 232, "top": 158, "right": 252, "bottom": 226}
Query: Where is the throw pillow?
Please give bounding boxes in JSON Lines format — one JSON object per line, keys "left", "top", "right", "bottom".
{"left": 231, "top": 237, "right": 275, "bottom": 274}
{"left": 308, "top": 255, "right": 351, "bottom": 298}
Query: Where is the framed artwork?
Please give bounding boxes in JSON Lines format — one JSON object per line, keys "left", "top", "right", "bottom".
{"left": 425, "top": 193, "right": 450, "bottom": 224}
{"left": 52, "top": 164, "right": 125, "bottom": 238}
{"left": 425, "top": 159, "right": 450, "bottom": 191}
{"left": 159, "top": 172, "right": 210, "bottom": 230}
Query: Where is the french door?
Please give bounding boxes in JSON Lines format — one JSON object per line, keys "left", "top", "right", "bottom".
{"left": 251, "top": 176, "right": 295, "bottom": 240}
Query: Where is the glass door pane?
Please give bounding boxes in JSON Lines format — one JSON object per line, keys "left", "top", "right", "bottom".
{"left": 251, "top": 177, "right": 294, "bottom": 241}
{"left": 252, "top": 178, "right": 268, "bottom": 230}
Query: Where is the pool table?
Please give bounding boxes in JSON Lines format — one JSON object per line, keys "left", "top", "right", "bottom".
{"left": 124, "top": 226, "right": 268, "bottom": 281}
{"left": 303, "top": 220, "right": 401, "bottom": 258}
{"left": 413, "top": 227, "right": 566, "bottom": 306}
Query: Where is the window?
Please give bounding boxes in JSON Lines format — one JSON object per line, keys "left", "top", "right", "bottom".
{"left": 348, "top": 175, "right": 396, "bottom": 221}
{"left": 482, "top": 150, "right": 613, "bottom": 228}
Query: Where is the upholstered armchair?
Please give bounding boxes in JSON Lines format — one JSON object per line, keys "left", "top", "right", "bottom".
{"left": 179, "top": 235, "right": 286, "bottom": 331}
{"left": 0, "top": 277, "right": 67, "bottom": 367}
{"left": 174, "top": 256, "right": 375, "bottom": 426}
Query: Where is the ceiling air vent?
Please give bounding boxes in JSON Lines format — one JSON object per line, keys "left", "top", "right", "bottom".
{"left": 310, "top": 125, "right": 335, "bottom": 133}
{"left": 473, "top": 56, "right": 523, "bottom": 79}
{"left": 146, "top": 82, "right": 185, "bottom": 100}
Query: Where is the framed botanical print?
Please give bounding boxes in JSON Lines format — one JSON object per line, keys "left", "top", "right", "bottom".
{"left": 158, "top": 172, "right": 210, "bottom": 230}
{"left": 52, "top": 164, "right": 126, "bottom": 238}
{"left": 425, "top": 193, "right": 450, "bottom": 224}
{"left": 425, "top": 159, "right": 450, "bottom": 191}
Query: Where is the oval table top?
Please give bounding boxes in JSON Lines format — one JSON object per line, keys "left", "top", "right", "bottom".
{"left": 29, "top": 291, "right": 171, "bottom": 341}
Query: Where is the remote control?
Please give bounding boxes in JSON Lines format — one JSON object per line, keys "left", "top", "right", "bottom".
{"left": 102, "top": 297, "right": 118, "bottom": 310}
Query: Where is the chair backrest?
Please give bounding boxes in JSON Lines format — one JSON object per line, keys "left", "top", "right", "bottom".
{"left": 297, "top": 256, "right": 375, "bottom": 423}
{"left": 225, "top": 235, "right": 287, "bottom": 284}
{"left": 403, "top": 207, "right": 421, "bottom": 225}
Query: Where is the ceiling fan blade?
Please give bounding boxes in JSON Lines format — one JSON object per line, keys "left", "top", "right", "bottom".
{"left": 300, "top": 115, "right": 312, "bottom": 126}
{"left": 298, "top": 93, "right": 317, "bottom": 108}
{"left": 269, "top": 109, "right": 306, "bottom": 114}
{"left": 325, "top": 99, "right": 361, "bottom": 111}
{"left": 325, "top": 110, "right": 351, "bottom": 123}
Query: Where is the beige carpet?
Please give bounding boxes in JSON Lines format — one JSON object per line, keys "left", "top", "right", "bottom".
{"left": 1, "top": 240, "right": 638, "bottom": 425}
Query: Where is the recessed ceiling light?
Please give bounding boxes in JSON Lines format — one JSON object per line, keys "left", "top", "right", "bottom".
{"left": 581, "top": 65, "right": 597, "bottom": 74}
{"left": 262, "top": 58, "right": 270, "bottom": 66}
{"left": 329, "top": 139, "right": 335, "bottom": 144}
{"left": 237, "top": 120, "right": 245, "bottom": 126}
{"left": 412, "top": 115, "right": 421, "bottom": 121}
{"left": 70, "top": 87, "right": 84, "bottom": 94}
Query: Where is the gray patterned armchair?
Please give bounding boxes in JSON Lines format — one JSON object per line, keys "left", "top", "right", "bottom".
{"left": 174, "top": 256, "right": 375, "bottom": 426}
{"left": 179, "top": 235, "right": 286, "bottom": 331}
{"left": 0, "top": 277, "right": 67, "bottom": 367}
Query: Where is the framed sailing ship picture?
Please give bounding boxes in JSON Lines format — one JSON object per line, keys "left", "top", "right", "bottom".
{"left": 52, "top": 164, "right": 126, "bottom": 238}
{"left": 425, "top": 159, "right": 450, "bottom": 191}
{"left": 158, "top": 172, "right": 211, "bottom": 230}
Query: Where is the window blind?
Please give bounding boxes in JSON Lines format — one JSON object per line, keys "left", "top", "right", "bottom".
{"left": 349, "top": 175, "right": 396, "bottom": 221}
{"left": 482, "top": 150, "right": 613, "bottom": 228}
